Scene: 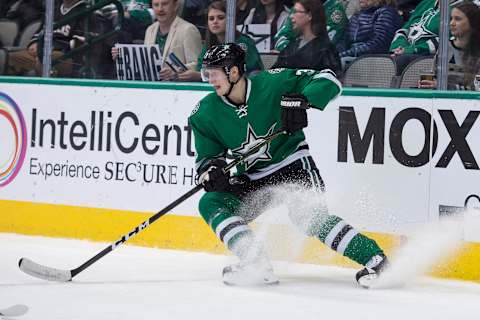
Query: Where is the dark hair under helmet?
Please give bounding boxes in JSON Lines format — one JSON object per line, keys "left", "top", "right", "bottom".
{"left": 202, "top": 43, "right": 246, "bottom": 76}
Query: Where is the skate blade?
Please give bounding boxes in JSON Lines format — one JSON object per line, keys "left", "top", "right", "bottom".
{"left": 358, "top": 273, "right": 406, "bottom": 289}
{"left": 223, "top": 278, "right": 280, "bottom": 286}
{"left": 223, "top": 272, "right": 279, "bottom": 286}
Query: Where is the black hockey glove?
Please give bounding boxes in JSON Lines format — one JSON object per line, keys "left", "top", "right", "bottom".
{"left": 198, "top": 159, "right": 230, "bottom": 192}
{"left": 280, "top": 93, "right": 310, "bottom": 135}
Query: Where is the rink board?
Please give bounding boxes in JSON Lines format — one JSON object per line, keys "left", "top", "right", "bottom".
{"left": 0, "top": 77, "right": 479, "bottom": 282}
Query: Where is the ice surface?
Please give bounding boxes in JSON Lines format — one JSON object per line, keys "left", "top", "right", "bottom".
{"left": 1, "top": 233, "right": 479, "bottom": 320}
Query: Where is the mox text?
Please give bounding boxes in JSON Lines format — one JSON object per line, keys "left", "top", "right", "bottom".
{"left": 338, "top": 107, "right": 480, "bottom": 169}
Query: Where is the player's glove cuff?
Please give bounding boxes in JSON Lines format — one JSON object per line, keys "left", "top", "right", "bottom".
{"left": 281, "top": 93, "right": 309, "bottom": 135}
{"left": 198, "top": 159, "right": 230, "bottom": 192}
{"left": 280, "top": 93, "right": 310, "bottom": 109}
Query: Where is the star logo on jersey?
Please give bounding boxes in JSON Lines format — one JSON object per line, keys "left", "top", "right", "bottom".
{"left": 232, "top": 124, "right": 275, "bottom": 170}
{"left": 408, "top": 9, "right": 437, "bottom": 44}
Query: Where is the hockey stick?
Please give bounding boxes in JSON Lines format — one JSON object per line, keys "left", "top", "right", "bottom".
{"left": 18, "top": 129, "right": 286, "bottom": 282}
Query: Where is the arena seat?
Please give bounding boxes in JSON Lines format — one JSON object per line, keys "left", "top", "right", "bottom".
{"left": 343, "top": 54, "right": 397, "bottom": 88}
{"left": 0, "top": 19, "right": 19, "bottom": 47}
{"left": 398, "top": 56, "right": 435, "bottom": 89}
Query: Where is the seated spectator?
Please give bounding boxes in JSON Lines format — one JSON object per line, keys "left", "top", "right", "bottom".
{"left": 389, "top": 0, "right": 462, "bottom": 75}
{"left": 112, "top": 0, "right": 202, "bottom": 81}
{"left": 272, "top": 0, "right": 342, "bottom": 74}
{"left": 273, "top": 0, "right": 347, "bottom": 51}
{"left": 242, "top": 0, "right": 289, "bottom": 49}
{"left": 181, "top": 0, "right": 260, "bottom": 38}
{"left": 177, "top": 0, "right": 263, "bottom": 82}
{"left": 5, "top": 0, "right": 102, "bottom": 77}
{"left": 181, "top": 0, "right": 259, "bottom": 35}
{"left": 419, "top": 1, "right": 480, "bottom": 90}
{"left": 237, "top": 0, "right": 259, "bottom": 25}
{"left": 336, "top": 0, "right": 401, "bottom": 69}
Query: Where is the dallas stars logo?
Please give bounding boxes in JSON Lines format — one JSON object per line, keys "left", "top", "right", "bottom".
{"left": 408, "top": 9, "right": 437, "bottom": 44}
{"left": 232, "top": 124, "right": 275, "bottom": 170}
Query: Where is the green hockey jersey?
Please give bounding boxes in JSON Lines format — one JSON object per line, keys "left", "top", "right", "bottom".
{"left": 188, "top": 68, "right": 342, "bottom": 179}
{"left": 389, "top": 0, "right": 461, "bottom": 54}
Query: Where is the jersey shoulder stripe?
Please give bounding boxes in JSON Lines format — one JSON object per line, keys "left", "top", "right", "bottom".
{"left": 313, "top": 69, "right": 343, "bottom": 96}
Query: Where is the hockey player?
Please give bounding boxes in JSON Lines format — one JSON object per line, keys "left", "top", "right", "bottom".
{"left": 188, "top": 43, "right": 388, "bottom": 287}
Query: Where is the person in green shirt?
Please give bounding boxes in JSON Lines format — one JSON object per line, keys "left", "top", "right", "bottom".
{"left": 274, "top": 0, "right": 347, "bottom": 51}
{"left": 389, "top": 0, "right": 462, "bottom": 74}
{"left": 189, "top": 43, "right": 389, "bottom": 287}
{"left": 178, "top": 0, "right": 263, "bottom": 81}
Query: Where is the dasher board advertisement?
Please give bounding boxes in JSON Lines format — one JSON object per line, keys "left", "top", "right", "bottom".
{"left": 1, "top": 83, "right": 479, "bottom": 240}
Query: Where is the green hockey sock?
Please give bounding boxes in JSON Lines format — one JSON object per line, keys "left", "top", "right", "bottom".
{"left": 314, "top": 215, "right": 383, "bottom": 265}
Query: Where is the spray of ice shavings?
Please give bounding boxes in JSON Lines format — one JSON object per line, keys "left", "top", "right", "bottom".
{"left": 352, "top": 187, "right": 400, "bottom": 233}
{"left": 372, "top": 216, "right": 464, "bottom": 289}
{"left": 235, "top": 184, "right": 329, "bottom": 263}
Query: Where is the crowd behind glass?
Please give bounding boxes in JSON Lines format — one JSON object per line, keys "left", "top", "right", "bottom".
{"left": 1, "top": 0, "right": 479, "bottom": 90}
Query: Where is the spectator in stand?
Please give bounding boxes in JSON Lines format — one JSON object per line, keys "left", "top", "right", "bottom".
{"left": 112, "top": 0, "right": 202, "bottom": 81}
{"left": 419, "top": 1, "right": 480, "bottom": 90}
{"left": 273, "top": 0, "right": 347, "bottom": 51}
{"left": 5, "top": 0, "right": 102, "bottom": 77}
{"left": 389, "top": 0, "right": 462, "bottom": 75}
{"left": 182, "top": 0, "right": 260, "bottom": 38}
{"left": 237, "top": 0, "right": 259, "bottom": 25}
{"left": 336, "top": 0, "right": 401, "bottom": 69}
{"left": 272, "top": 0, "right": 342, "bottom": 74}
{"left": 177, "top": 0, "right": 263, "bottom": 81}
{"left": 242, "top": 0, "right": 290, "bottom": 49}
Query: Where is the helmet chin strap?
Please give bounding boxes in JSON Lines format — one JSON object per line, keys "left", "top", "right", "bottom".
{"left": 222, "top": 66, "right": 241, "bottom": 98}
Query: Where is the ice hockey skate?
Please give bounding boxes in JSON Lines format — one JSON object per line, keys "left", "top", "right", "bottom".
{"left": 222, "top": 257, "right": 279, "bottom": 286}
{"left": 355, "top": 254, "right": 389, "bottom": 289}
